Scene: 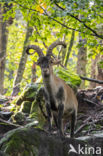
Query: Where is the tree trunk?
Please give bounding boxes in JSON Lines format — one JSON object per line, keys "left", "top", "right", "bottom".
{"left": 31, "top": 62, "right": 37, "bottom": 83}
{"left": 77, "top": 33, "right": 87, "bottom": 89}
{"left": 64, "top": 30, "right": 75, "bottom": 67}
{"left": 12, "top": 23, "right": 33, "bottom": 96}
{"left": 57, "top": 34, "right": 66, "bottom": 64}
{"left": 97, "top": 55, "right": 103, "bottom": 87}
{"left": 90, "top": 55, "right": 100, "bottom": 88}
{"left": 0, "top": 4, "right": 8, "bottom": 94}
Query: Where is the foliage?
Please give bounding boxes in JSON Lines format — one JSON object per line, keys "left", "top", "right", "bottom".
{"left": 55, "top": 66, "right": 81, "bottom": 90}
{"left": 0, "top": 0, "right": 102, "bottom": 95}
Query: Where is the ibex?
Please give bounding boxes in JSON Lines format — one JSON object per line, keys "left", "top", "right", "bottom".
{"left": 26, "top": 41, "right": 78, "bottom": 138}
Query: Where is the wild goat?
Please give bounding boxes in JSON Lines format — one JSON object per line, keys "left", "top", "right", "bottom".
{"left": 26, "top": 41, "right": 78, "bottom": 138}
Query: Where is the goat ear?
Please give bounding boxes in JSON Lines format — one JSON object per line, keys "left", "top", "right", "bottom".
{"left": 51, "top": 59, "right": 61, "bottom": 65}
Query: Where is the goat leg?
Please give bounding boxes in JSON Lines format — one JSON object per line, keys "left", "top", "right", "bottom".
{"left": 70, "top": 111, "right": 76, "bottom": 138}
{"left": 53, "top": 114, "right": 58, "bottom": 128}
{"left": 46, "top": 103, "right": 52, "bottom": 132}
{"left": 57, "top": 103, "right": 64, "bottom": 137}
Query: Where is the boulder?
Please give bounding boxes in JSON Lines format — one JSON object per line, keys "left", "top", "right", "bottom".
{"left": 11, "top": 112, "right": 26, "bottom": 125}
{"left": 14, "top": 84, "right": 40, "bottom": 106}
{"left": 0, "top": 126, "right": 103, "bottom": 156}
{"left": 20, "top": 101, "right": 32, "bottom": 114}
{"left": 0, "top": 127, "right": 85, "bottom": 156}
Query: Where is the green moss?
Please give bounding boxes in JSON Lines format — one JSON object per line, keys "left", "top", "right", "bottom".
{"left": 96, "top": 124, "right": 101, "bottom": 129}
{"left": 4, "top": 132, "right": 33, "bottom": 155}
{"left": 20, "top": 101, "right": 32, "bottom": 113}
{"left": 22, "top": 151, "right": 30, "bottom": 156}
{"left": 30, "top": 100, "right": 38, "bottom": 114}
{"left": 4, "top": 134, "right": 24, "bottom": 154}
{"left": 11, "top": 112, "right": 26, "bottom": 124}
{"left": 84, "top": 125, "right": 90, "bottom": 130}
{"left": 30, "top": 99, "right": 46, "bottom": 127}
{"left": 1, "top": 127, "right": 40, "bottom": 155}
{"left": 14, "top": 84, "right": 41, "bottom": 106}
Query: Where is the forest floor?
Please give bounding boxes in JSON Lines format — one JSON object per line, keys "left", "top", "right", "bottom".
{"left": 0, "top": 86, "right": 103, "bottom": 139}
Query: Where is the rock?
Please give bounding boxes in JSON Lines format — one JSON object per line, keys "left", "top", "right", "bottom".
{"left": 11, "top": 112, "right": 26, "bottom": 125}
{"left": 30, "top": 99, "right": 46, "bottom": 126}
{"left": 77, "top": 133, "right": 103, "bottom": 155}
{"left": 0, "top": 118, "right": 19, "bottom": 136}
{"left": 30, "top": 88, "right": 46, "bottom": 126}
{"left": 0, "top": 111, "right": 13, "bottom": 120}
{"left": 14, "top": 84, "right": 40, "bottom": 106}
{"left": 0, "top": 127, "right": 103, "bottom": 156}
{"left": 20, "top": 101, "right": 32, "bottom": 114}
{"left": 0, "top": 151, "right": 6, "bottom": 156}
{"left": 0, "top": 127, "right": 86, "bottom": 156}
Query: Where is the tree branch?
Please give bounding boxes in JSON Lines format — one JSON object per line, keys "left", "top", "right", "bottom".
{"left": 34, "top": 25, "right": 48, "bottom": 49}
{"left": 15, "top": 2, "right": 78, "bottom": 32}
{"left": 55, "top": 3, "right": 103, "bottom": 39}
{"left": 0, "top": 118, "right": 20, "bottom": 128}
{"left": 14, "top": 1, "right": 103, "bottom": 39}
{"left": 80, "top": 76, "right": 103, "bottom": 84}
{"left": 83, "top": 98, "right": 98, "bottom": 106}
{"left": 75, "top": 116, "right": 92, "bottom": 135}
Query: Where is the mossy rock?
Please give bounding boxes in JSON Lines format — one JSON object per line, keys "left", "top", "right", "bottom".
{"left": 0, "top": 127, "right": 43, "bottom": 156}
{"left": 14, "top": 84, "right": 41, "bottom": 106}
{"left": 11, "top": 112, "right": 26, "bottom": 125}
{"left": 0, "top": 127, "right": 88, "bottom": 156}
{"left": 1, "top": 127, "right": 102, "bottom": 156}
{"left": 20, "top": 101, "right": 32, "bottom": 114}
{"left": 30, "top": 87, "right": 46, "bottom": 126}
{"left": 0, "top": 151, "right": 6, "bottom": 156}
{"left": 30, "top": 100, "right": 46, "bottom": 127}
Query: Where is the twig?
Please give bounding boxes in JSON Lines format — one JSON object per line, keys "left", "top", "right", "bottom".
{"left": 34, "top": 25, "right": 48, "bottom": 49}
{"left": 75, "top": 116, "right": 92, "bottom": 135}
{"left": 0, "top": 118, "right": 20, "bottom": 128}
{"left": 83, "top": 98, "right": 98, "bottom": 106}
{"left": 75, "top": 116, "right": 103, "bottom": 136}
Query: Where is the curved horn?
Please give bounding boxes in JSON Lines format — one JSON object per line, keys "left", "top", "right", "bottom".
{"left": 26, "top": 45, "right": 44, "bottom": 57}
{"left": 46, "top": 41, "right": 67, "bottom": 57}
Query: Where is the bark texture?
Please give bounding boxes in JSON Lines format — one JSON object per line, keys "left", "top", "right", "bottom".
{"left": 97, "top": 55, "right": 103, "bottom": 87}
{"left": 77, "top": 33, "right": 87, "bottom": 89}
{"left": 90, "top": 55, "right": 99, "bottom": 88}
{"left": 0, "top": 4, "right": 8, "bottom": 94}
{"left": 12, "top": 23, "right": 33, "bottom": 96}
{"left": 64, "top": 30, "right": 75, "bottom": 67}
{"left": 31, "top": 62, "right": 37, "bottom": 83}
